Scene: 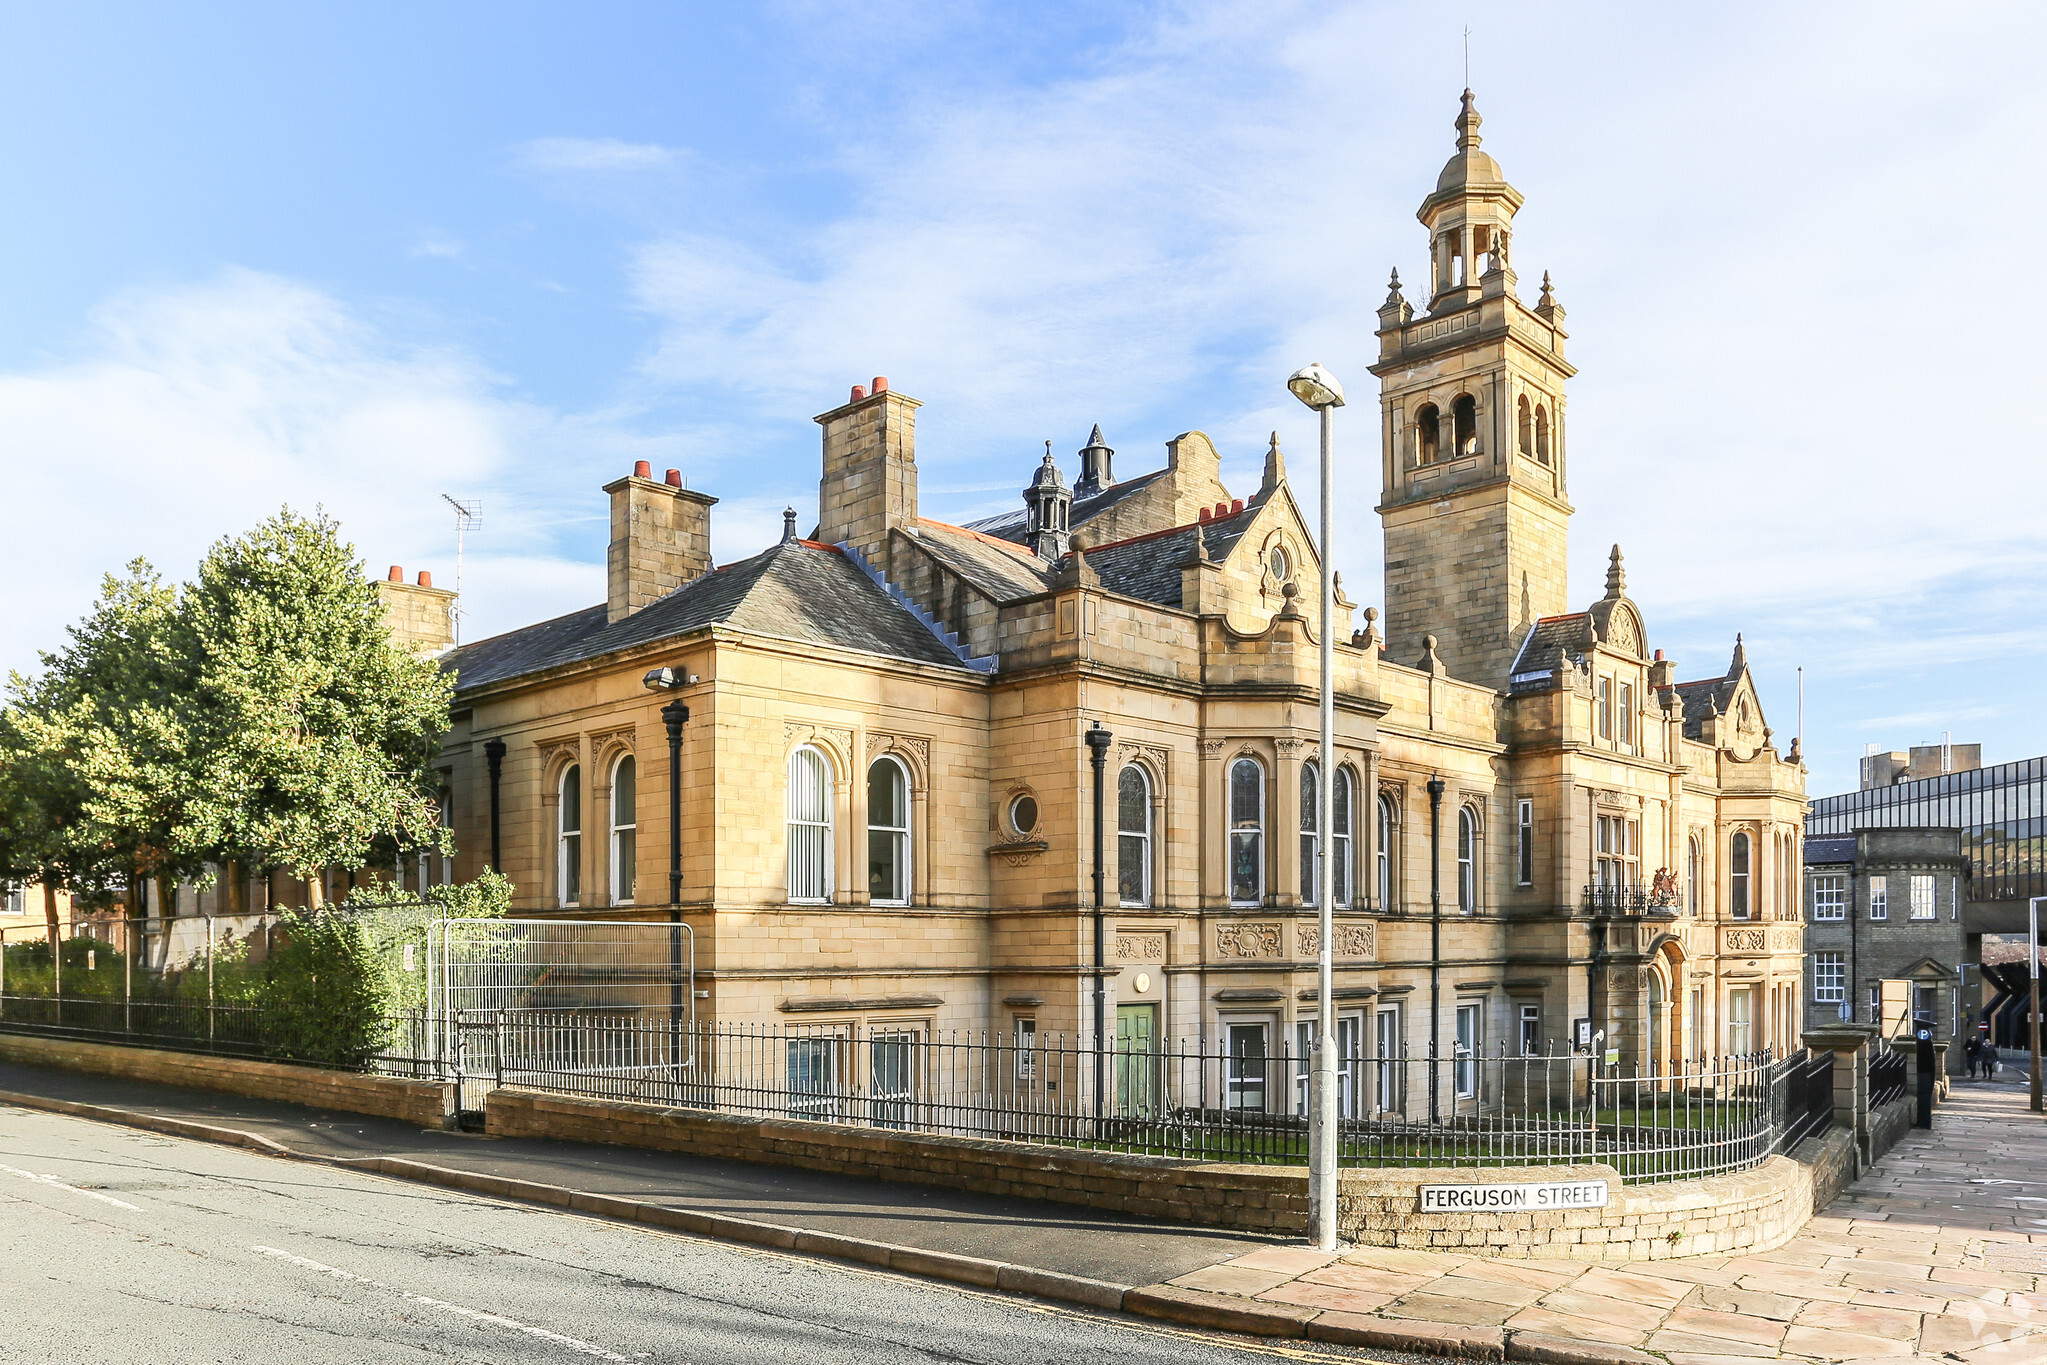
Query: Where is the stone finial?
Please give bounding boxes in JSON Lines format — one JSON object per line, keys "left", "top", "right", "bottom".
{"left": 1455, "top": 88, "right": 1483, "bottom": 151}
{"left": 781, "top": 507, "right": 798, "bottom": 543}
{"left": 1352, "top": 604, "right": 1379, "bottom": 650}
{"left": 1420, "top": 633, "right": 1447, "bottom": 675}
{"left": 1384, "top": 268, "right": 1404, "bottom": 307}
{"left": 1728, "top": 632, "right": 1748, "bottom": 677}
{"left": 1605, "top": 544, "right": 1626, "bottom": 599}
{"left": 1183, "top": 521, "right": 1213, "bottom": 567}
{"left": 1259, "top": 431, "right": 1286, "bottom": 496}
{"left": 1538, "top": 271, "right": 1556, "bottom": 309}
{"left": 1278, "top": 580, "right": 1302, "bottom": 618}
{"left": 1788, "top": 736, "right": 1804, "bottom": 764}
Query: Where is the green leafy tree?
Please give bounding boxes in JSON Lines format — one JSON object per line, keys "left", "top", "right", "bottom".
{"left": 0, "top": 560, "right": 193, "bottom": 928}
{"left": 179, "top": 509, "right": 455, "bottom": 907}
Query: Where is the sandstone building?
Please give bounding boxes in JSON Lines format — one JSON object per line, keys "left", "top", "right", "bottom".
{"left": 427, "top": 93, "right": 1808, "bottom": 1102}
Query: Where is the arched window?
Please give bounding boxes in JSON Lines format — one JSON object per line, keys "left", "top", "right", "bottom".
{"left": 1118, "top": 765, "right": 1152, "bottom": 908}
{"left": 1517, "top": 395, "right": 1532, "bottom": 456}
{"left": 609, "top": 755, "right": 636, "bottom": 904}
{"left": 1228, "top": 757, "right": 1265, "bottom": 906}
{"left": 1415, "top": 403, "right": 1440, "bottom": 465}
{"left": 1333, "top": 767, "right": 1355, "bottom": 908}
{"left": 557, "top": 764, "right": 582, "bottom": 908}
{"left": 1377, "top": 793, "right": 1397, "bottom": 909}
{"left": 1729, "top": 831, "right": 1751, "bottom": 920}
{"left": 787, "top": 746, "right": 834, "bottom": 903}
{"left": 1534, "top": 405, "right": 1551, "bottom": 465}
{"left": 1300, "top": 761, "right": 1319, "bottom": 906}
{"left": 1457, "top": 807, "right": 1479, "bottom": 914}
{"left": 867, "top": 756, "right": 910, "bottom": 905}
{"left": 1451, "top": 394, "right": 1478, "bottom": 457}
{"left": 1687, "top": 835, "right": 1701, "bottom": 915}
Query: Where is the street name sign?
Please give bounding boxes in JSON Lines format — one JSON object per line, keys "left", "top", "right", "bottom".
{"left": 1417, "top": 1180, "right": 1610, "bottom": 1212}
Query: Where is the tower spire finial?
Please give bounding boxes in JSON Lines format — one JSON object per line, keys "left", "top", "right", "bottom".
{"left": 1605, "top": 544, "right": 1626, "bottom": 598}
{"left": 1456, "top": 87, "right": 1482, "bottom": 151}
{"left": 1729, "top": 632, "right": 1748, "bottom": 677}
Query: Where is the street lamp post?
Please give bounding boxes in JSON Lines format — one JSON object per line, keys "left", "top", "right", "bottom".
{"left": 2030, "top": 897, "right": 2044, "bottom": 1112}
{"left": 1287, "top": 361, "right": 1345, "bottom": 1253}
{"left": 1085, "top": 721, "right": 1114, "bottom": 1126}
{"left": 646, "top": 668, "right": 692, "bottom": 1070}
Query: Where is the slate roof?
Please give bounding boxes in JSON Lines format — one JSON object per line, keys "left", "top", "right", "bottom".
{"left": 1505, "top": 613, "right": 1594, "bottom": 690}
{"left": 1672, "top": 675, "right": 1741, "bottom": 739}
{"left": 913, "top": 520, "right": 1056, "bottom": 604}
{"left": 963, "top": 468, "right": 1166, "bottom": 544}
{"left": 1804, "top": 835, "right": 1857, "bottom": 866}
{"left": 445, "top": 540, "right": 974, "bottom": 694}
{"left": 1082, "top": 502, "right": 1261, "bottom": 607}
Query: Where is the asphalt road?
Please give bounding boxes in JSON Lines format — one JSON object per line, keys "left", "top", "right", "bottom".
{"left": 0, "top": 1103, "right": 1391, "bottom": 1365}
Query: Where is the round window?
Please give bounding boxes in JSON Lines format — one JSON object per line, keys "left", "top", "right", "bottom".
{"left": 1009, "top": 793, "right": 1040, "bottom": 838}
{"left": 1268, "top": 546, "right": 1290, "bottom": 581}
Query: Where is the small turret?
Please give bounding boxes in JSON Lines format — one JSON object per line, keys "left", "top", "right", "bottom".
{"left": 1075, "top": 425, "right": 1115, "bottom": 499}
{"left": 1022, "top": 441, "right": 1072, "bottom": 561}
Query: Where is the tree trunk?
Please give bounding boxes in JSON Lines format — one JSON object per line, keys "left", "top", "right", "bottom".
{"left": 226, "top": 860, "right": 246, "bottom": 917}
{"left": 305, "top": 867, "right": 324, "bottom": 913}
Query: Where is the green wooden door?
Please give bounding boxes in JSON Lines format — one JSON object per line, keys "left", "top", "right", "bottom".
{"left": 1115, "top": 1003, "right": 1159, "bottom": 1116}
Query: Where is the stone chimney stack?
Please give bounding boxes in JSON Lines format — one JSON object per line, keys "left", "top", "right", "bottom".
{"left": 603, "top": 462, "right": 717, "bottom": 624}
{"left": 814, "top": 377, "right": 919, "bottom": 577}
{"left": 374, "top": 564, "right": 457, "bottom": 656}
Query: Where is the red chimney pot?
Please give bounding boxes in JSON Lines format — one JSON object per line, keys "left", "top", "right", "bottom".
{"left": 1654, "top": 649, "right": 1666, "bottom": 661}
{"left": 388, "top": 565, "right": 403, "bottom": 581}
{"left": 1198, "top": 507, "right": 1211, "bottom": 523}
{"left": 664, "top": 468, "right": 682, "bottom": 487}
{"left": 417, "top": 570, "right": 433, "bottom": 588}
{"left": 634, "top": 459, "right": 652, "bottom": 479}
{"left": 850, "top": 384, "right": 867, "bottom": 402}
{"left": 871, "top": 376, "right": 888, "bottom": 393}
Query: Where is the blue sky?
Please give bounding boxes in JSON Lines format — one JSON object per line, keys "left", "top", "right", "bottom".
{"left": 1, "top": 1, "right": 2043, "bottom": 798}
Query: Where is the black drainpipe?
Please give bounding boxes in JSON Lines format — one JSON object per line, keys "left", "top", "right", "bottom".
{"left": 1427, "top": 774, "right": 1445, "bottom": 1123}
{"left": 484, "top": 738, "right": 506, "bottom": 872}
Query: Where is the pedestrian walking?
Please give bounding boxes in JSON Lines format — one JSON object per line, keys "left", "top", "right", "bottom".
{"left": 1965, "top": 1034, "right": 1983, "bottom": 1079}
{"left": 1983, "top": 1042, "right": 2001, "bottom": 1080}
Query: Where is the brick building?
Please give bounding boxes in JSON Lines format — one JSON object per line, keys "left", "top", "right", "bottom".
{"left": 419, "top": 92, "right": 1807, "bottom": 1099}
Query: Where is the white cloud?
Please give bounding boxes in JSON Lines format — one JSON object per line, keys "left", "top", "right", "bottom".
{"left": 406, "top": 230, "right": 468, "bottom": 261}
{"left": 516, "top": 137, "right": 681, "bottom": 174}
{"left": 0, "top": 270, "right": 598, "bottom": 675}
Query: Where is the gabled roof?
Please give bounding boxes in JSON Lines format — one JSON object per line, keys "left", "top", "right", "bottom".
{"left": 1672, "top": 675, "right": 1741, "bottom": 738}
{"left": 446, "top": 540, "right": 975, "bottom": 694}
{"left": 1082, "top": 502, "right": 1261, "bottom": 607}
{"left": 913, "top": 519, "right": 1056, "bottom": 604}
{"left": 963, "top": 468, "right": 1166, "bottom": 544}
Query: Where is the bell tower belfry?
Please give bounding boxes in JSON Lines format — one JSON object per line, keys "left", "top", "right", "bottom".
{"left": 1371, "top": 90, "right": 1576, "bottom": 686}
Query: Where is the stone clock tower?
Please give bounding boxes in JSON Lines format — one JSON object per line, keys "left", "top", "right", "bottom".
{"left": 1371, "top": 90, "right": 1577, "bottom": 686}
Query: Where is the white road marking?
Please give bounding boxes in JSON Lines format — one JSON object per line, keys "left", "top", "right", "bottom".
{"left": 250, "top": 1246, "right": 635, "bottom": 1362}
{"left": 0, "top": 1160, "right": 142, "bottom": 1210}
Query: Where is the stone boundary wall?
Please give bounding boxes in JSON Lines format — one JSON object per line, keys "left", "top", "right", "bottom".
{"left": 1867, "top": 1095, "right": 1914, "bottom": 1166}
{"left": 489, "top": 1087, "right": 1857, "bottom": 1260}
{"left": 1338, "top": 1127, "right": 1858, "bottom": 1262}
{"left": 0, "top": 1033, "right": 456, "bottom": 1129}
{"left": 485, "top": 1088, "right": 1308, "bottom": 1232}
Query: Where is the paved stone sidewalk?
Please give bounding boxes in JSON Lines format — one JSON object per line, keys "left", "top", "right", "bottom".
{"left": 1165, "top": 1082, "right": 2046, "bottom": 1363}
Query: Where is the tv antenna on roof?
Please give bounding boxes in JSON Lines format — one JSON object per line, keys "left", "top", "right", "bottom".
{"left": 440, "top": 493, "right": 481, "bottom": 645}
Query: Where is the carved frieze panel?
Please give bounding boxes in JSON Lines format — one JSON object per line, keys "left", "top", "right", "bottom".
{"left": 785, "top": 721, "right": 855, "bottom": 768}
{"left": 1119, "top": 742, "right": 1171, "bottom": 776}
{"left": 1296, "top": 923, "right": 1375, "bottom": 959}
{"left": 1214, "top": 922, "right": 1282, "bottom": 959}
{"left": 1723, "top": 927, "right": 1769, "bottom": 954}
{"left": 1116, "top": 933, "right": 1166, "bottom": 962}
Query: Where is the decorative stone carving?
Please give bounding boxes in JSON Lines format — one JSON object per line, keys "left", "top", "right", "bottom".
{"left": 1214, "top": 922, "right": 1282, "bottom": 958}
{"left": 1296, "top": 922, "right": 1375, "bottom": 959}
{"left": 535, "top": 737, "right": 580, "bottom": 772}
{"left": 1771, "top": 927, "right": 1802, "bottom": 953}
{"left": 867, "top": 732, "right": 932, "bottom": 774}
{"left": 1116, "top": 933, "right": 1166, "bottom": 962}
{"left": 785, "top": 721, "right": 854, "bottom": 767}
{"left": 1198, "top": 739, "right": 1227, "bottom": 757}
{"left": 1724, "top": 927, "right": 1768, "bottom": 954}
{"left": 1119, "top": 742, "right": 1171, "bottom": 776}
{"left": 1607, "top": 967, "right": 1641, "bottom": 994}
{"left": 1275, "top": 738, "right": 1304, "bottom": 758}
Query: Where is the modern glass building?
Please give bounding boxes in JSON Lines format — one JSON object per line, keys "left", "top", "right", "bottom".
{"left": 1808, "top": 755, "right": 2047, "bottom": 911}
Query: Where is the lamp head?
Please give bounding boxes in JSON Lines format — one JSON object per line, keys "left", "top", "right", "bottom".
{"left": 1286, "top": 362, "right": 1346, "bottom": 410}
{"left": 643, "top": 667, "right": 682, "bottom": 692}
